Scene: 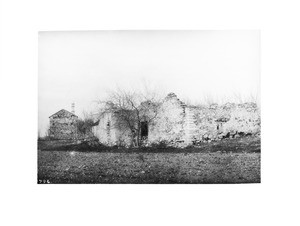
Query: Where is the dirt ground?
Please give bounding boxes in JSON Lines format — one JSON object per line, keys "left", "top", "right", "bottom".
{"left": 38, "top": 137, "right": 260, "bottom": 184}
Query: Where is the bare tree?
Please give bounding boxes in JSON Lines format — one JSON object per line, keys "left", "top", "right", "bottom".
{"left": 76, "top": 110, "right": 99, "bottom": 135}
{"left": 97, "top": 88, "right": 162, "bottom": 147}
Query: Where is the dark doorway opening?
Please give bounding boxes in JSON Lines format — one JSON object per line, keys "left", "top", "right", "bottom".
{"left": 141, "top": 121, "right": 148, "bottom": 138}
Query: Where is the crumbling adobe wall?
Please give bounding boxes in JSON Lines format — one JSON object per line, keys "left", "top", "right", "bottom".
{"left": 191, "top": 102, "right": 260, "bottom": 143}
{"left": 148, "top": 93, "right": 187, "bottom": 146}
{"left": 93, "top": 112, "right": 115, "bottom": 145}
{"left": 146, "top": 94, "right": 260, "bottom": 146}
{"left": 92, "top": 93, "right": 260, "bottom": 147}
{"left": 93, "top": 112, "right": 132, "bottom": 146}
{"left": 221, "top": 103, "right": 260, "bottom": 136}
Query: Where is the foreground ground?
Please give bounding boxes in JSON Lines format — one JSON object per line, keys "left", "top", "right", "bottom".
{"left": 38, "top": 136, "right": 260, "bottom": 184}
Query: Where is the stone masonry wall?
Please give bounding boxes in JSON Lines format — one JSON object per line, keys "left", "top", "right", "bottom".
{"left": 49, "top": 111, "right": 79, "bottom": 140}
{"left": 92, "top": 93, "right": 260, "bottom": 147}
{"left": 148, "top": 94, "right": 260, "bottom": 146}
{"left": 148, "top": 93, "right": 187, "bottom": 146}
{"left": 93, "top": 112, "right": 132, "bottom": 146}
{"left": 189, "top": 102, "right": 260, "bottom": 144}
{"left": 49, "top": 109, "right": 95, "bottom": 140}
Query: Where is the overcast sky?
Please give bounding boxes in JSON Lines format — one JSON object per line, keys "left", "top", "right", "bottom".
{"left": 38, "top": 30, "right": 260, "bottom": 135}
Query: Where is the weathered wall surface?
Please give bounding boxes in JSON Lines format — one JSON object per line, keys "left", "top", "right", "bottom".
{"left": 148, "top": 93, "right": 186, "bottom": 146}
{"left": 93, "top": 113, "right": 115, "bottom": 145}
{"left": 93, "top": 93, "right": 187, "bottom": 147}
{"left": 49, "top": 110, "right": 79, "bottom": 140}
{"left": 114, "top": 121, "right": 132, "bottom": 147}
{"left": 49, "top": 109, "right": 95, "bottom": 140}
{"left": 93, "top": 112, "right": 132, "bottom": 146}
{"left": 148, "top": 94, "right": 260, "bottom": 146}
{"left": 92, "top": 93, "right": 260, "bottom": 147}
{"left": 190, "top": 102, "right": 260, "bottom": 144}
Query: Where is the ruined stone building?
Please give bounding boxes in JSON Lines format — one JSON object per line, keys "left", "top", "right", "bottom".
{"left": 49, "top": 109, "right": 79, "bottom": 140}
{"left": 92, "top": 93, "right": 260, "bottom": 147}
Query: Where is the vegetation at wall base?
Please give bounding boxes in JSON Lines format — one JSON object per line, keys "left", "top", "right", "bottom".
{"left": 38, "top": 135, "right": 260, "bottom": 153}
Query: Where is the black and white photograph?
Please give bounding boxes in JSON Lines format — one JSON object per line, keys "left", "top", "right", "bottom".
{"left": 38, "top": 30, "right": 260, "bottom": 184}
{"left": 2, "top": 0, "right": 300, "bottom": 225}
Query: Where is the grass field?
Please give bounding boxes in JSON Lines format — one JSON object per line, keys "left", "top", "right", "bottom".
{"left": 38, "top": 136, "right": 260, "bottom": 184}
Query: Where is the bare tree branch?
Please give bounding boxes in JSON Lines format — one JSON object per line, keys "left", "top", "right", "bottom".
{"left": 96, "top": 88, "right": 162, "bottom": 146}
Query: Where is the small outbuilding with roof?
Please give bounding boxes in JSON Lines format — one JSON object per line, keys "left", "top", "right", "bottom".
{"left": 49, "top": 109, "right": 79, "bottom": 140}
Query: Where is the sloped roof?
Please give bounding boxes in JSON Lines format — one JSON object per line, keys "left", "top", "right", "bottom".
{"left": 49, "top": 109, "right": 78, "bottom": 118}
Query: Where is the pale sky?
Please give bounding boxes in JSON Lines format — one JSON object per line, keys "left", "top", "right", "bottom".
{"left": 38, "top": 30, "right": 260, "bottom": 135}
